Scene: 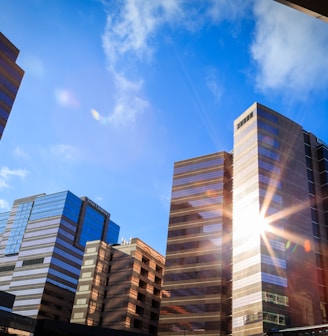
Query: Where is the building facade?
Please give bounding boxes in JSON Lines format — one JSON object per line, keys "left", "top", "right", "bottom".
{"left": 71, "top": 238, "right": 165, "bottom": 335}
{"left": 0, "top": 32, "right": 24, "bottom": 140}
{"left": 232, "top": 103, "right": 328, "bottom": 335}
{"left": 160, "top": 103, "right": 328, "bottom": 335}
{"left": 158, "top": 152, "right": 233, "bottom": 335}
{"left": 0, "top": 190, "right": 119, "bottom": 321}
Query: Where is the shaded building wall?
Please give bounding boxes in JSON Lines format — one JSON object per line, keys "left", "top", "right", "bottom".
{"left": 159, "top": 152, "right": 233, "bottom": 335}
{"left": 0, "top": 32, "right": 24, "bottom": 140}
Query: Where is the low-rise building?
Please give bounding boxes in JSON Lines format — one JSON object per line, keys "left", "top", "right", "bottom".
{"left": 71, "top": 238, "right": 165, "bottom": 335}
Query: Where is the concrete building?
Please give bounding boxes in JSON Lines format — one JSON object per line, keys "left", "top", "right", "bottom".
{"left": 158, "top": 152, "right": 233, "bottom": 335}
{"left": 0, "top": 190, "right": 120, "bottom": 321}
{"left": 71, "top": 238, "right": 165, "bottom": 335}
{"left": 160, "top": 103, "right": 328, "bottom": 335}
{"left": 0, "top": 32, "right": 24, "bottom": 140}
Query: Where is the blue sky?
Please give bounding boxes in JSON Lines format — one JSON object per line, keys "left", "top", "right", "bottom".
{"left": 1, "top": 0, "right": 328, "bottom": 255}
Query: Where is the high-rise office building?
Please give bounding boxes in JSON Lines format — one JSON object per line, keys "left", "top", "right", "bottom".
{"left": 159, "top": 152, "right": 233, "bottom": 335}
{"left": 0, "top": 190, "right": 120, "bottom": 321}
{"left": 0, "top": 32, "right": 24, "bottom": 140}
{"left": 160, "top": 103, "right": 328, "bottom": 335}
{"left": 232, "top": 103, "right": 327, "bottom": 335}
{"left": 71, "top": 238, "right": 165, "bottom": 335}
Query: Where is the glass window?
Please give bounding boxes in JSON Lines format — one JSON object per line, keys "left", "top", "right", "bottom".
{"left": 79, "top": 205, "right": 105, "bottom": 247}
{"left": 259, "top": 147, "right": 280, "bottom": 161}
{"left": 174, "top": 157, "right": 224, "bottom": 174}
{"left": 172, "top": 183, "right": 223, "bottom": 199}
{"left": 258, "top": 120, "right": 279, "bottom": 135}
{"left": 5, "top": 202, "right": 33, "bottom": 255}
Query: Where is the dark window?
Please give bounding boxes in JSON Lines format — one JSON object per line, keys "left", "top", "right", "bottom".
{"left": 22, "top": 257, "right": 44, "bottom": 266}
{"left": 133, "top": 318, "right": 143, "bottom": 328}
{"left": 139, "top": 279, "right": 147, "bottom": 289}
{"left": 140, "top": 268, "right": 148, "bottom": 277}
{"left": 151, "top": 312, "right": 159, "bottom": 320}
{"left": 137, "top": 292, "right": 146, "bottom": 303}
{"left": 0, "top": 264, "right": 15, "bottom": 272}
{"left": 153, "top": 288, "right": 160, "bottom": 296}
{"left": 142, "top": 256, "right": 149, "bottom": 265}
{"left": 136, "top": 305, "right": 144, "bottom": 315}
{"left": 305, "top": 144, "right": 312, "bottom": 157}
{"left": 152, "top": 299, "right": 160, "bottom": 308}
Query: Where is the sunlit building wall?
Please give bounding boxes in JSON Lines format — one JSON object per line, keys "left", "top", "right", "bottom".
{"left": 71, "top": 238, "right": 165, "bottom": 335}
{"left": 232, "top": 103, "right": 323, "bottom": 335}
{"left": 158, "top": 152, "right": 233, "bottom": 335}
{"left": 0, "top": 190, "right": 119, "bottom": 321}
{"left": 0, "top": 32, "right": 24, "bottom": 140}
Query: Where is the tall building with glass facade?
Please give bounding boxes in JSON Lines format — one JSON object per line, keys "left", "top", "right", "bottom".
{"left": 0, "top": 32, "right": 24, "bottom": 140}
{"left": 159, "top": 152, "right": 233, "bottom": 335}
{"left": 160, "top": 103, "right": 328, "bottom": 335}
{"left": 0, "top": 190, "right": 119, "bottom": 321}
{"left": 232, "top": 103, "right": 327, "bottom": 335}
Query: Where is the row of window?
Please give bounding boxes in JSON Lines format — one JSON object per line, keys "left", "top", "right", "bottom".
{"left": 166, "top": 253, "right": 221, "bottom": 267}
{"left": 236, "top": 111, "right": 254, "bottom": 130}
{"left": 167, "top": 238, "right": 222, "bottom": 253}
{"left": 168, "top": 223, "right": 222, "bottom": 238}
{"left": 171, "top": 183, "right": 223, "bottom": 199}
{"left": 159, "top": 321, "right": 222, "bottom": 332}
{"left": 173, "top": 170, "right": 224, "bottom": 187}
{"left": 165, "top": 269, "right": 221, "bottom": 282}
{"left": 162, "top": 285, "right": 222, "bottom": 298}
{"left": 0, "top": 58, "right": 23, "bottom": 81}
{"left": 263, "top": 291, "right": 289, "bottom": 306}
{"left": 174, "top": 157, "right": 224, "bottom": 175}
{"left": 161, "top": 303, "right": 221, "bottom": 314}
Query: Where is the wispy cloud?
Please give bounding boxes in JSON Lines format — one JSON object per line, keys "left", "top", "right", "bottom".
{"left": 0, "top": 199, "right": 10, "bottom": 211}
{"left": 101, "top": 0, "right": 182, "bottom": 65}
{"left": 50, "top": 144, "right": 81, "bottom": 162}
{"left": 98, "top": 1, "right": 183, "bottom": 128}
{"left": 0, "top": 166, "right": 28, "bottom": 189}
{"left": 90, "top": 71, "right": 149, "bottom": 126}
{"left": 251, "top": 1, "right": 328, "bottom": 97}
{"left": 13, "top": 146, "right": 30, "bottom": 159}
{"left": 206, "top": 68, "right": 224, "bottom": 102}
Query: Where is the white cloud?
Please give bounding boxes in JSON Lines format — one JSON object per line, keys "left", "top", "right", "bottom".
{"left": 90, "top": 70, "right": 149, "bottom": 127}
{"left": 0, "top": 199, "right": 10, "bottom": 211}
{"left": 98, "top": 1, "right": 255, "bottom": 127}
{"left": 50, "top": 144, "right": 80, "bottom": 162}
{"left": 13, "top": 146, "right": 30, "bottom": 159}
{"left": 102, "top": 0, "right": 182, "bottom": 65}
{"left": 206, "top": 69, "right": 224, "bottom": 102}
{"left": 251, "top": 1, "right": 328, "bottom": 96}
{"left": 0, "top": 166, "right": 28, "bottom": 189}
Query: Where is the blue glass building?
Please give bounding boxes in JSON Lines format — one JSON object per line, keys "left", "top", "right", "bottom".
{"left": 0, "top": 190, "right": 119, "bottom": 321}
{"left": 0, "top": 32, "right": 24, "bottom": 140}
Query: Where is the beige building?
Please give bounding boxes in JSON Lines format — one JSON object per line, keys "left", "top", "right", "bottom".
{"left": 71, "top": 238, "right": 165, "bottom": 335}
